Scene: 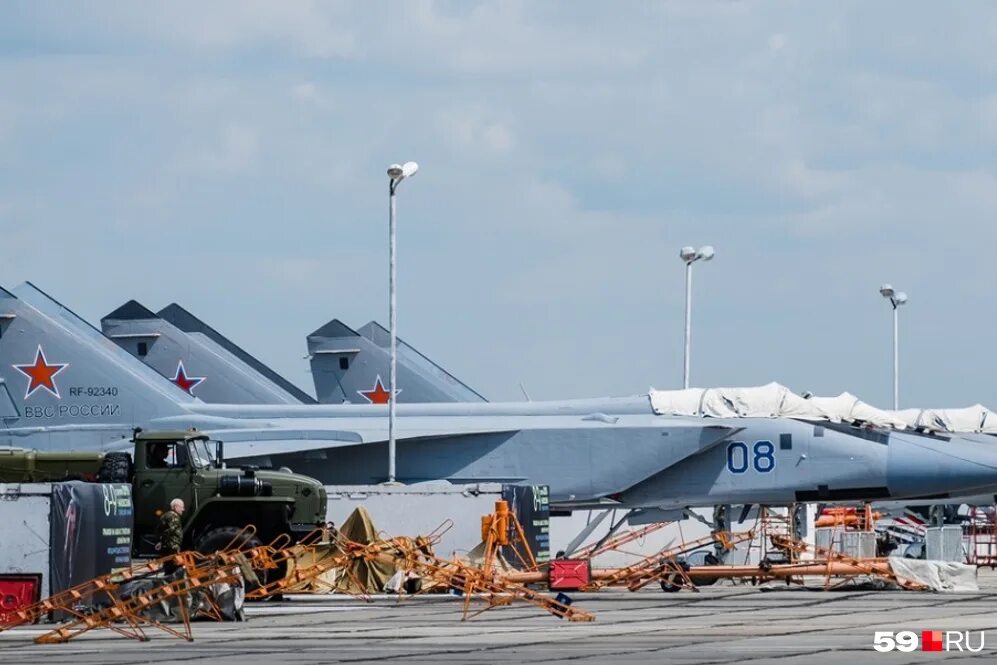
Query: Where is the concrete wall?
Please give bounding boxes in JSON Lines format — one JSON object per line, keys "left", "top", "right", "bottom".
{"left": 0, "top": 483, "right": 52, "bottom": 597}
{"left": 323, "top": 483, "right": 821, "bottom": 569}
{"left": 324, "top": 483, "right": 504, "bottom": 560}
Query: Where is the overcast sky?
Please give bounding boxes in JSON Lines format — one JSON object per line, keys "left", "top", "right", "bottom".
{"left": 2, "top": 2, "right": 996, "bottom": 406}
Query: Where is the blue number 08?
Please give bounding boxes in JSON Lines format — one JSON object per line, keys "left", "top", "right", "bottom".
{"left": 726, "top": 440, "right": 776, "bottom": 474}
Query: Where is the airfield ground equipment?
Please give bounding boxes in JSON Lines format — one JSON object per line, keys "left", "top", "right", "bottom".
{"left": 965, "top": 504, "right": 997, "bottom": 567}
{"left": 1, "top": 507, "right": 595, "bottom": 644}
{"left": 571, "top": 521, "right": 671, "bottom": 560}
{"left": 388, "top": 500, "right": 594, "bottom": 622}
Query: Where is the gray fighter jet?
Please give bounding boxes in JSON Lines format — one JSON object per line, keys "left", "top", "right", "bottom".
{"left": 98, "top": 296, "right": 997, "bottom": 532}
{"left": 306, "top": 318, "right": 486, "bottom": 404}
{"left": 101, "top": 300, "right": 315, "bottom": 405}
{"left": 100, "top": 301, "right": 481, "bottom": 405}
{"left": 5, "top": 282, "right": 997, "bottom": 513}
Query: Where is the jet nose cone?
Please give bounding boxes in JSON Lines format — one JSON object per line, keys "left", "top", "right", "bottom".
{"left": 888, "top": 433, "right": 997, "bottom": 499}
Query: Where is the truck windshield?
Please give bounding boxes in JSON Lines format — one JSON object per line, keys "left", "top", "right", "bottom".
{"left": 188, "top": 439, "right": 219, "bottom": 469}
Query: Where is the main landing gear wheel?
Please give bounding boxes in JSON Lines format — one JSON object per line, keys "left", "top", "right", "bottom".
{"left": 659, "top": 561, "right": 692, "bottom": 593}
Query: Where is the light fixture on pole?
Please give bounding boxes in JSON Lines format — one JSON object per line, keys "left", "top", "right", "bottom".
{"left": 386, "top": 161, "right": 418, "bottom": 484}
{"left": 679, "top": 245, "right": 714, "bottom": 389}
{"left": 879, "top": 283, "right": 908, "bottom": 410}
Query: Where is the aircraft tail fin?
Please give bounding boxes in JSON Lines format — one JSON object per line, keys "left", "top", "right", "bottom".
{"left": 306, "top": 318, "right": 486, "bottom": 404}
{"left": 0, "top": 283, "right": 191, "bottom": 447}
{"left": 158, "top": 303, "right": 316, "bottom": 404}
{"left": 100, "top": 301, "right": 315, "bottom": 405}
{"left": 104, "top": 299, "right": 159, "bottom": 321}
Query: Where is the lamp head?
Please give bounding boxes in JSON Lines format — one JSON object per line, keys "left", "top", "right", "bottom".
{"left": 697, "top": 245, "right": 715, "bottom": 261}
{"left": 679, "top": 246, "right": 697, "bottom": 262}
{"left": 879, "top": 284, "right": 895, "bottom": 298}
{"left": 400, "top": 161, "right": 419, "bottom": 178}
{"left": 894, "top": 291, "right": 908, "bottom": 305}
{"left": 388, "top": 161, "right": 419, "bottom": 181}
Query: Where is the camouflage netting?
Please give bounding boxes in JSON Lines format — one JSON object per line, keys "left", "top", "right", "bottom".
{"left": 283, "top": 506, "right": 423, "bottom": 594}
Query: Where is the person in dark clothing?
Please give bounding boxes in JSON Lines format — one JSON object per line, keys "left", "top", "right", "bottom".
{"left": 157, "top": 498, "right": 185, "bottom": 575}
{"left": 148, "top": 443, "right": 169, "bottom": 469}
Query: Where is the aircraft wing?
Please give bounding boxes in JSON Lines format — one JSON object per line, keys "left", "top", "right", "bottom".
{"left": 205, "top": 428, "right": 364, "bottom": 459}
{"left": 105, "top": 428, "right": 365, "bottom": 458}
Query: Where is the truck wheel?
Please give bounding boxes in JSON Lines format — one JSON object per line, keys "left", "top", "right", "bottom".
{"left": 195, "top": 527, "right": 276, "bottom": 595}
{"left": 97, "top": 453, "right": 132, "bottom": 483}
{"left": 196, "top": 526, "right": 264, "bottom": 554}
{"left": 693, "top": 553, "right": 721, "bottom": 587}
{"left": 659, "top": 560, "right": 691, "bottom": 593}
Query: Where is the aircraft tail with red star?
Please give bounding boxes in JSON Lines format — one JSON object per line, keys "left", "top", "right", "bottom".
{"left": 101, "top": 300, "right": 316, "bottom": 405}
{"left": 0, "top": 283, "right": 195, "bottom": 451}
{"left": 306, "top": 318, "right": 486, "bottom": 404}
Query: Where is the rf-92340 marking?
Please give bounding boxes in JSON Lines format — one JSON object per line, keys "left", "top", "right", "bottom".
{"left": 69, "top": 386, "right": 119, "bottom": 397}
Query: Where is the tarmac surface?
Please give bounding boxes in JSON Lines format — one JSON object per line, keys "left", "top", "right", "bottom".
{"left": 3, "top": 584, "right": 997, "bottom": 664}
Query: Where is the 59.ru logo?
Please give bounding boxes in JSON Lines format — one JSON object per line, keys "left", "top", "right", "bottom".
{"left": 873, "top": 630, "right": 985, "bottom": 653}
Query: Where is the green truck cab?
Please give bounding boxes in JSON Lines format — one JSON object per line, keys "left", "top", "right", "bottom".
{"left": 128, "top": 430, "right": 328, "bottom": 555}
{"left": 0, "top": 429, "right": 328, "bottom": 556}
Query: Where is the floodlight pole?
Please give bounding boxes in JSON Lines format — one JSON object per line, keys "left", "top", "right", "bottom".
{"left": 388, "top": 178, "right": 398, "bottom": 483}
{"left": 680, "top": 246, "right": 713, "bottom": 390}
{"left": 880, "top": 284, "right": 906, "bottom": 411}
{"left": 385, "top": 162, "right": 418, "bottom": 484}
{"left": 892, "top": 301, "right": 899, "bottom": 411}
{"left": 683, "top": 261, "right": 693, "bottom": 390}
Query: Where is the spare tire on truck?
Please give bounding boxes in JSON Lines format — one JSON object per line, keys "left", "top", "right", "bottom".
{"left": 97, "top": 452, "right": 132, "bottom": 483}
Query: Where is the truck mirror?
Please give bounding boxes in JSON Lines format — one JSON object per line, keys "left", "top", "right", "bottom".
{"left": 216, "top": 440, "right": 224, "bottom": 469}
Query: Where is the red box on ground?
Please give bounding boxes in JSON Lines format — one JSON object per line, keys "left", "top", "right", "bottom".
{"left": 0, "top": 575, "right": 42, "bottom": 617}
{"left": 549, "top": 559, "right": 591, "bottom": 590}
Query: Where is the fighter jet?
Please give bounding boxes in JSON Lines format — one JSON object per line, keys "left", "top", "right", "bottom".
{"left": 101, "top": 302, "right": 481, "bottom": 406}
{"left": 101, "top": 300, "right": 315, "bottom": 405}
{"left": 99, "top": 294, "right": 997, "bottom": 534}
{"left": 306, "top": 318, "right": 486, "bottom": 404}
{"left": 5, "top": 282, "right": 997, "bottom": 514}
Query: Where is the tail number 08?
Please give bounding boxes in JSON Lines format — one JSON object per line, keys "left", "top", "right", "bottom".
{"left": 726, "top": 441, "right": 775, "bottom": 474}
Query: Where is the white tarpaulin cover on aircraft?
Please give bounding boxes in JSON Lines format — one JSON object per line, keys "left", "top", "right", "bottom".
{"left": 649, "top": 383, "right": 798, "bottom": 418}
{"left": 889, "top": 405, "right": 997, "bottom": 434}
{"left": 803, "top": 393, "right": 910, "bottom": 429}
{"left": 649, "top": 382, "right": 909, "bottom": 428}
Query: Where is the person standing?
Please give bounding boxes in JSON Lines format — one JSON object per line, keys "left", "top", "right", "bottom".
{"left": 157, "top": 498, "right": 185, "bottom": 575}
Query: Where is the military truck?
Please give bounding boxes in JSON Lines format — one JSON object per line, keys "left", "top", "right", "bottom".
{"left": 0, "top": 429, "right": 328, "bottom": 557}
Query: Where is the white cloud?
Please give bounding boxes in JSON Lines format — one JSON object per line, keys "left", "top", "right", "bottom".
{"left": 436, "top": 106, "right": 516, "bottom": 155}
{"left": 193, "top": 124, "right": 260, "bottom": 174}
{"left": 4, "top": 2, "right": 997, "bottom": 403}
{"left": 96, "top": 1, "right": 358, "bottom": 58}
{"left": 292, "top": 82, "right": 318, "bottom": 101}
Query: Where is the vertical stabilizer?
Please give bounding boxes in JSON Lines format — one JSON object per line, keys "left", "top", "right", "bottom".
{"left": 307, "top": 318, "right": 486, "bottom": 404}
{"left": 101, "top": 301, "right": 310, "bottom": 405}
{"left": 158, "top": 303, "right": 315, "bottom": 404}
{"left": 0, "top": 284, "right": 191, "bottom": 451}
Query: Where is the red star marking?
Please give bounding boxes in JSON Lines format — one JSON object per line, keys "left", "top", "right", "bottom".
{"left": 13, "top": 345, "right": 69, "bottom": 399}
{"left": 357, "top": 375, "right": 400, "bottom": 404}
{"left": 170, "top": 360, "right": 205, "bottom": 394}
